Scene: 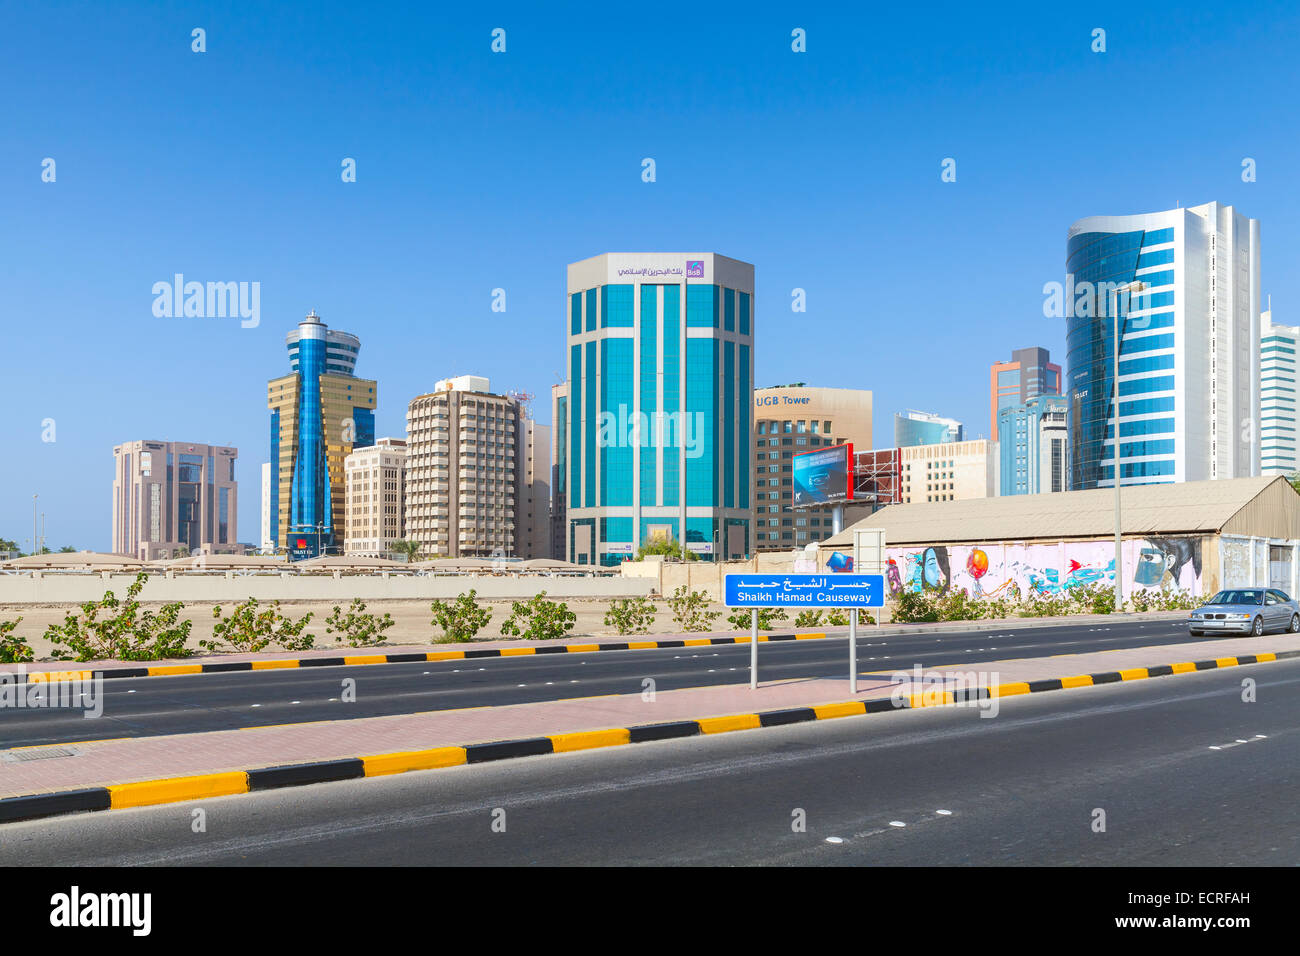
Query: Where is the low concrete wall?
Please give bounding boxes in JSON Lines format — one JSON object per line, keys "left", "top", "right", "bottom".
{"left": 620, "top": 553, "right": 801, "bottom": 602}
{"left": 0, "top": 572, "right": 655, "bottom": 605}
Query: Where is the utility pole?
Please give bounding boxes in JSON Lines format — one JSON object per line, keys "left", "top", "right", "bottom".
{"left": 1110, "top": 281, "right": 1145, "bottom": 610}
{"left": 32, "top": 494, "right": 37, "bottom": 557}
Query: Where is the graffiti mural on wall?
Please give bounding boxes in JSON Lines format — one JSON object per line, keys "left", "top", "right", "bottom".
{"left": 886, "top": 538, "right": 1203, "bottom": 597}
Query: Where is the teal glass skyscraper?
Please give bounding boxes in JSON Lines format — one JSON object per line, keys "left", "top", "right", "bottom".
{"left": 563, "top": 253, "right": 754, "bottom": 565}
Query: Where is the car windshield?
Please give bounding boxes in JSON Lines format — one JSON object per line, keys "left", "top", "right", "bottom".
{"left": 1208, "top": 590, "right": 1264, "bottom": 605}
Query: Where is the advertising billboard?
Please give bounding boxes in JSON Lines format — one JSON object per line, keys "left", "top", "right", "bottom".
{"left": 791, "top": 442, "right": 854, "bottom": 506}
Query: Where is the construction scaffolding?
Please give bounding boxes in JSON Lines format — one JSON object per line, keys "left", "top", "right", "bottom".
{"left": 853, "top": 448, "right": 902, "bottom": 508}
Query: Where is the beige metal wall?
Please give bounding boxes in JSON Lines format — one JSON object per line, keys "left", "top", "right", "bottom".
{"left": 0, "top": 572, "right": 653, "bottom": 605}
{"left": 1221, "top": 477, "right": 1300, "bottom": 540}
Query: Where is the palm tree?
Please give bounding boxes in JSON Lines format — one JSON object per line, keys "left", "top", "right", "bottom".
{"left": 391, "top": 539, "right": 422, "bottom": 563}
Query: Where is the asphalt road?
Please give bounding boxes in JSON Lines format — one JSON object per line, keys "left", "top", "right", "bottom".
{"left": 0, "top": 617, "right": 1228, "bottom": 747}
{"left": 3, "top": 656, "right": 1295, "bottom": 865}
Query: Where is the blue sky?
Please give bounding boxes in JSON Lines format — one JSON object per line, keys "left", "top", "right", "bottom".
{"left": 3, "top": 0, "right": 1299, "bottom": 550}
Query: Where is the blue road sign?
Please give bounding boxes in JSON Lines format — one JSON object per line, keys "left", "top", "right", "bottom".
{"left": 723, "top": 573, "right": 885, "bottom": 609}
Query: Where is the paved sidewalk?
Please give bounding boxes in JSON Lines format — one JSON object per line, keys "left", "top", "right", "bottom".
{"left": 11, "top": 609, "right": 1189, "bottom": 677}
{"left": 2, "top": 632, "right": 1295, "bottom": 802}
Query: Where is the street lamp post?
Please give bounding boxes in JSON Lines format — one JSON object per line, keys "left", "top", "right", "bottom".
{"left": 1109, "top": 280, "right": 1146, "bottom": 610}
{"left": 32, "top": 495, "right": 37, "bottom": 557}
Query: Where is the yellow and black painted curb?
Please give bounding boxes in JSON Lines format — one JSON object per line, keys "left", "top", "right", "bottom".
{"left": 3, "top": 648, "right": 1296, "bottom": 826}
{"left": 12, "top": 632, "right": 832, "bottom": 686}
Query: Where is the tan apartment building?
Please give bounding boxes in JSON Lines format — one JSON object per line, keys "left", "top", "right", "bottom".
{"left": 112, "top": 440, "right": 239, "bottom": 559}
{"left": 754, "top": 384, "right": 873, "bottom": 550}
{"left": 344, "top": 438, "right": 407, "bottom": 556}
{"left": 404, "top": 376, "right": 549, "bottom": 559}
{"left": 517, "top": 418, "right": 552, "bottom": 558}
{"left": 899, "top": 438, "right": 997, "bottom": 504}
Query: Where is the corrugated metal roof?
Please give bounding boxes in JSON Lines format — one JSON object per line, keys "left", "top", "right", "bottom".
{"left": 823, "top": 476, "right": 1286, "bottom": 548}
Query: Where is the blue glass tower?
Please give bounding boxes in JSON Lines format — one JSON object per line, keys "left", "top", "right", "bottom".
{"left": 895, "top": 410, "right": 963, "bottom": 447}
{"left": 1066, "top": 203, "right": 1260, "bottom": 490}
{"left": 268, "top": 311, "right": 376, "bottom": 558}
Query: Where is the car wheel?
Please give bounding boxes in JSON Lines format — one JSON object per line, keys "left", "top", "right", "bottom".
{"left": 1291, "top": 614, "right": 1299, "bottom": 633}
{"left": 1252, "top": 616, "right": 1264, "bottom": 636}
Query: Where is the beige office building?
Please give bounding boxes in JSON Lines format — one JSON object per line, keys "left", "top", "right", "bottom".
{"left": 112, "top": 440, "right": 238, "bottom": 559}
{"left": 404, "top": 376, "right": 550, "bottom": 559}
{"left": 899, "top": 439, "right": 997, "bottom": 504}
{"left": 753, "top": 385, "right": 873, "bottom": 550}
{"left": 344, "top": 438, "right": 407, "bottom": 556}
{"left": 517, "top": 419, "right": 552, "bottom": 559}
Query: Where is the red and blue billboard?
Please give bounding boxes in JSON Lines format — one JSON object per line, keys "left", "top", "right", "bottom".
{"left": 791, "top": 442, "right": 854, "bottom": 506}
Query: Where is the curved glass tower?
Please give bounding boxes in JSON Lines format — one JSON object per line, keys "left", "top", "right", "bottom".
{"left": 1065, "top": 203, "right": 1260, "bottom": 490}
{"left": 268, "top": 312, "right": 377, "bottom": 558}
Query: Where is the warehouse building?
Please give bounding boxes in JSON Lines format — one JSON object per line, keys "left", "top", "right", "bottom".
{"left": 823, "top": 476, "right": 1300, "bottom": 599}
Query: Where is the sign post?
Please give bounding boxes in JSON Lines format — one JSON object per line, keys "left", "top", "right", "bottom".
{"left": 849, "top": 607, "right": 858, "bottom": 693}
{"left": 724, "top": 573, "right": 885, "bottom": 689}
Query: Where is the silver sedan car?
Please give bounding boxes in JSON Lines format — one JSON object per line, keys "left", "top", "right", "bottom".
{"left": 1189, "top": 588, "right": 1300, "bottom": 637}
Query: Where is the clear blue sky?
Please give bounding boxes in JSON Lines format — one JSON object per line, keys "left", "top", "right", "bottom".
{"left": 3, "top": 0, "right": 1298, "bottom": 551}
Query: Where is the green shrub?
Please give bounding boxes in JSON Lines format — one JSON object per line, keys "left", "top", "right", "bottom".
{"left": 634, "top": 537, "right": 698, "bottom": 561}
{"left": 326, "top": 598, "right": 395, "bottom": 647}
{"left": 201, "top": 599, "right": 314, "bottom": 653}
{"left": 604, "top": 597, "right": 657, "bottom": 635}
{"left": 826, "top": 609, "right": 851, "bottom": 627}
{"left": 430, "top": 590, "right": 492, "bottom": 643}
{"left": 1017, "top": 590, "right": 1074, "bottom": 617}
{"left": 936, "top": 590, "right": 988, "bottom": 621}
{"left": 500, "top": 591, "right": 577, "bottom": 641}
{"left": 726, "top": 607, "right": 789, "bottom": 631}
{"left": 793, "top": 609, "right": 824, "bottom": 628}
{"left": 0, "top": 619, "right": 33, "bottom": 664}
{"left": 1128, "top": 587, "right": 1198, "bottom": 612}
{"left": 45, "top": 572, "right": 193, "bottom": 661}
{"left": 980, "top": 597, "right": 1013, "bottom": 619}
{"left": 1072, "top": 582, "right": 1116, "bottom": 615}
{"left": 666, "top": 586, "right": 722, "bottom": 633}
{"left": 893, "top": 589, "right": 942, "bottom": 623}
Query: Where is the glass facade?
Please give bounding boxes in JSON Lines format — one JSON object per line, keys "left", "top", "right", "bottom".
{"left": 1065, "top": 226, "right": 1177, "bottom": 489}
{"left": 600, "top": 337, "right": 634, "bottom": 505}
{"left": 662, "top": 285, "right": 680, "bottom": 507}
{"left": 270, "top": 313, "right": 376, "bottom": 557}
{"left": 1261, "top": 318, "right": 1299, "bottom": 475}
{"left": 895, "top": 412, "right": 963, "bottom": 447}
{"left": 566, "top": 258, "right": 752, "bottom": 563}
{"left": 998, "top": 394, "right": 1068, "bottom": 496}
{"left": 639, "top": 285, "right": 658, "bottom": 504}
{"left": 291, "top": 331, "right": 329, "bottom": 541}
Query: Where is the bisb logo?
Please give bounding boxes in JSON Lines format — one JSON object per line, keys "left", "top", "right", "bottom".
{"left": 685, "top": 260, "right": 704, "bottom": 278}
